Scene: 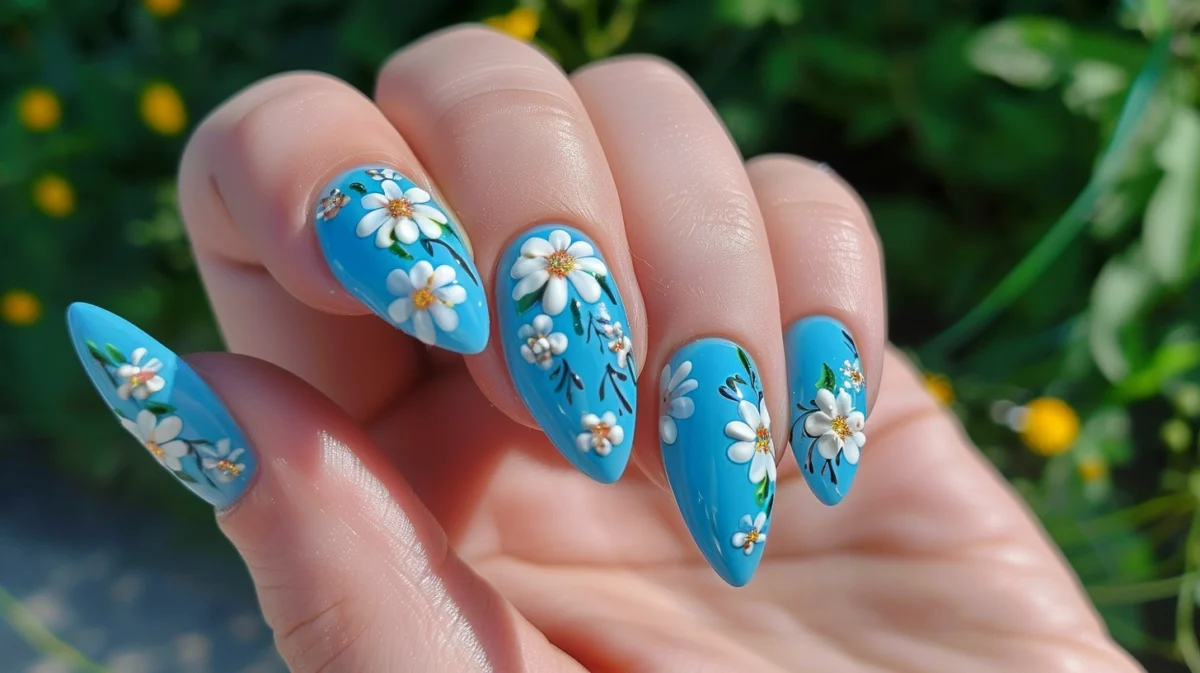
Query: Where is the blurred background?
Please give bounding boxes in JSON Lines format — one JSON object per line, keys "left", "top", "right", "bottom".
{"left": 2, "top": 0, "right": 1199, "bottom": 670}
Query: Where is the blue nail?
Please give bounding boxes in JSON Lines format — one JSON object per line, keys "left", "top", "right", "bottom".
{"left": 497, "top": 225, "right": 636, "bottom": 483}
{"left": 314, "top": 167, "right": 489, "bottom": 354}
{"left": 785, "top": 316, "right": 867, "bottom": 505}
{"left": 660, "top": 339, "right": 775, "bottom": 587}
{"left": 66, "top": 303, "right": 256, "bottom": 509}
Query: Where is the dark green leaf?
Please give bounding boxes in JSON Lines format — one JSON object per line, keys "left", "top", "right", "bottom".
{"left": 754, "top": 477, "right": 771, "bottom": 507}
{"left": 765, "top": 494, "right": 775, "bottom": 517}
{"left": 104, "top": 344, "right": 126, "bottom": 365}
{"left": 349, "top": 182, "right": 367, "bottom": 195}
{"left": 515, "top": 286, "right": 546, "bottom": 314}
{"left": 737, "top": 348, "right": 753, "bottom": 378}
{"left": 86, "top": 340, "right": 115, "bottom": 366}
{"left": 144, "top": 402, "right": 176, "bottom": 415}
{"left": 174, "top": 471, "right": 199, "bottom": 484}
{"left": 570, "top": 301, "right": 584, "bottom": 335}
{"left": 389, "top": 243, "right": 414, "bottom": 260}
{"left": 816, "top": 363, "right": 837, "bottom": 392}
{"left": 592, "top": 272, "right": 617, "bottom": 303}
{"left": 439, "top": 223, "right": 459, "bottom": 240}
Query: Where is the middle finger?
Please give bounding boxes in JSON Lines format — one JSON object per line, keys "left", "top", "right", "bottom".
{"left": 375, "top": 26, "right": 647, "bottom": 484}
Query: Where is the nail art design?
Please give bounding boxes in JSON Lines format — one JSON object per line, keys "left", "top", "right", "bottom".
{"left": 660, "top": 339, "right": 775, "bottom": 587}
{"left": 786, "top": 316, "right": 868, "bottom": 506}
{"left": 497, "top": 225, "right": 636, "bottom": 483}
{"left": 314, "top": 167, "right": 488, "bottom": 353}
{"left": 66, "top": 303, "right": 255, "bottom": 508}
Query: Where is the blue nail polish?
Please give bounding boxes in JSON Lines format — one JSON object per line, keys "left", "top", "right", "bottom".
{"left": 660, "top": 339, "right": 774, "bottom": 587}
{"left": 66, "top": 303, "right": 256, "bottom": 509}
{"left": 314, "top": 167, "right": 489, "bottom": 354}
{"left": 497, "top": 225, "right": 636, "bottom": 483}
{"left": 785, "top": 316, "right": 867, "bottom": 506}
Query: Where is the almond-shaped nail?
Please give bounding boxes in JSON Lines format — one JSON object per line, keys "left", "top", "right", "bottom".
{"left": 314, "top": 167, "right": 489, "bottom": 353}
{"left": 496, "top": 225, "right": 637, "bottom": 483}
{"left": 66, "top": 303, "right": 256, "bottom": 508}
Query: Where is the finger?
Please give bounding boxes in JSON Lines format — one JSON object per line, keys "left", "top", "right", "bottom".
{"left": 375, "top": 26, "right": 646, "bottom": 484}
{"left": 178, "top": 72, "right": 490, "bottom": 421}
{"left": 746, "top": 155, "right": 886, "bottom": 506}
{"left": 572, "top": 57, "right": 785, "bottom": 587}
{"left": 65, "top": 303, "right": 578, "bottom": 673}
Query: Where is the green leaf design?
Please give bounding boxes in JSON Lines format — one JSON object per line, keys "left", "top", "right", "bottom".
{"left": 816, "top": 363, "right": 837, "bottom": 392}
{"left": 86, "top": 340, "right": 115, "bottom": 366}
{"left": 389, "top": 242, "right": 414, "bottom": 260}
{"left": 591, "top": 272, "right": 617, "bottom": 303}
{"left": 736, "top": 347, "right": 753, "bottom": 378}
{"left": 349, "top": 182, "right": 367, "bottom": 195}
{"left": 754, "top": 477, "right": 771, "bottom": 507}
{"left": 439, "top": 222, "right": 459, "bottom": 240}
{"left": 570, "top": 300, "right": 584, "bottom": 335}
{"left": 764, "top": 493, "right": 775, "bottom": 517}
{"left": 515, "top": 286, "right": 546, "bottom": 314}
{"left": 173, "top": 471, "right": 199, "bottom": 484}
{"left": 144, "top": 401, "right": 176, "bottom": 415}
{"left": 104, "top": 343, "right": 126, "bottom": 365}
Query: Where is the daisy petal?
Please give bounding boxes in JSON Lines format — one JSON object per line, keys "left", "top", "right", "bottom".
{"left": 816, "top": 433, "right": 841, "bottom": 460}
{"left": 434, "top": 284, "right": 466, "bottom": 305}
{"left": 355, "top": 207, "right": 390, "bottom": 237}
{"left": 842, "top": 437, "right": 861, "bottom": 465}
{"left": 404, "top": 187, "right": 431, "bottom": 203}
{"left": 375, "top": 218, "right": 398, "bottom": 248}
{"left": 601, "top": 411, "right": 617, "bottom": 426}
{"left": 414, "top": 214, "right": 443, "bottom": 239}
{"left": 548, "top": 229, "right": 571, "bottom": 251}
{"left": 737, "top": 400, "right": 760, "bottom": 429}
{"left": 659, "top": 416, "right": 678, "bottom": 445}
{"left": 725, "top": 420, "right": 756, "bottom": 441}
{"left": 388, "top": 296, "right": 413, "bottom": 325}
{"left": 835, "top": 390, "right": 853, "bottom": 417}
{"left": 576, "top": 433, "right": 592, "bottom": 453}
{"left": 748, "top": 453, "right": 768, "bottom": 483}
{"left": 361, "top": 192, "right": 389, "bottom": 209}
{"left": 412, "top": 203, "right": 446, "bottom": 223}
{"left": 673, "top": 379, "right": 699, "bottom": 398}
{"left": 160, "top": 439, "right": 189, "bottom": 458}
{"left": 386, "top": 269, "right": 413, "bottom": 296}
{"left": 392, "top": 218, "right": 419, "bottom": 245}
{"left": 669, "top": 397, "right": 694, "bottom": 420}
{"left": 565, "top": 240, "right": 594, "bottom": 258}
{"left": 759, "top": 401, "right": 771, "bottom": 430}
{"left": 727, "top": 440, "right": 755, "bottom": 464}
{"left": 815, "top": 388, "right": 837, "bottom": 414}
{"left": 847, "top": 411, "right": 866, "bottom": 432}
{"left": 608, "top": 425, "right": 624, "bottom": 446}
{"left": 410, "top": 261, "right": 435, "bottom": 288}
{"left": 117, "top": 364, "right": 138, "bottom": 378}
{"left": 429, "top": 264, "right": 457, "bottom": 290}
{"left": 136, "top": 410, "right": 157, "bottom": 438}
{"left": 520, "top": 237, "right": 555, "bottom": 257}
{"left": 511, "top": 270, "right": 549, "bottom": 300}
{"left": 804, "top": 412, "right": 832, "bottom": 436}
{"left": 130, "top": 347, "right": 147, "bottom": 365}
{"left": 567, "top": 270, "right": 601, "bottom": 303}
{"left": 668, "top": 360, "right": 693, "bottom": 391}
{"left": 543, "top": 276, "right": 568, "bottom": 315}
{"left": 573, "top": 256, "right": 607, "bottom": 276}
{"left": 381, "top": 180, "right": 405, "bottom": 200}
{"left": 116, "top": 382, "right": 133, "bottom": 400}
{"left": 511, "top": 256, "right": 549, "bottom": 279}
{"left": 764, "top": 455, "right": 778, "bottom": 481}
{"left": 852, "top": 431, "right": 866, "bottom": 449}
{"left": 731, "top": 532, "right": 748, "bottom": 547}
{"left": 154, "top": 415, "right": 183, "bottom": 443}
{"left": 412, "top": 310, "right": 436, "bottom": 345}
{"left": 429, "top": 302, "right": 459, "bottom": 332}
{"left": 547, "top": 332, "right": 567, "bottom": 354}
{"left": 119, "top": 415, "right": 142, "bottom": 440}
{"left": 753, "top": 512, "right": 767, "bottom": 529}
{"left": 582, "top": 413, "right": 601, "bottom": 428}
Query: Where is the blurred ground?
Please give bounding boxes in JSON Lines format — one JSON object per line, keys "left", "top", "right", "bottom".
{"left": 0, "top": 453, "right": 283, "bottom": 673}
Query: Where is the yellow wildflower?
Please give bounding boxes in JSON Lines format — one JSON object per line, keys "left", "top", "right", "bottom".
{"left": 1077, "top": 456, "right": 1106, "bottom": 483}
{"left": 17, "top": 88, "right": 61, "bottom": 132}
{"left": 1019, "top": 397, "right": 1080, "bottom": 457}
{"left": 923, "top": 372, "right": 954, "bottom": 405}
{"left": 1, "top": 290, "right": 41, "bottom": 326}
{"left": 143, "top": 0, "right": 182, "bottom": 17}
{"left": 140, "top": 82, "right": 187, "bottom": 136}
{"left": 486, "top": 7, "right": 540, "bottom": 41}
{"left": 32, "top": 174, "right": 75, "bottom": 217}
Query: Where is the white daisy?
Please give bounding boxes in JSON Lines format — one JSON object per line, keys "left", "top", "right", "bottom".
{"left": 198, "top": 439, "right": 247, "bottom": 484}
{"left": 804, "top": 388, "right": 867, "bottom": 465}
{"left": 119, "top": 410, "right": 189, "bottom": 472}
{"left": 841, "top": 359, "right": 865, "bottom": 393}
{"left": 658, "top": 361, "right": 697, "bottom": 446}
{"left": 510, "top": 229, "right": 608, "bottom": 315}
{"left": 519, "top": 314, "right": 568, "bottom": 369}
{"left": 731, "top": 512, "right": 768, "bottom": 555}
{"left": 575, "top": 411, "right": 624, "bottom": 456}
{"left": 317, "top": 188, "right": 350, "bottom": 220}
{"left": 366, "top": 168, "right": 399, "bottom": 181}
{"left": 357, "top": 180, "right": 448, "bottom": 247}
{"left": 607, "top": 322, "right": 632, "bottom": 369}
{"left": 725, "top": 399, "right": 777, "bottom": 484}
{"left": 386, "top": 261, "right": 466, "bottom": 345}
{"left": 116, "top": 347, "right": 165, "bottom": 401}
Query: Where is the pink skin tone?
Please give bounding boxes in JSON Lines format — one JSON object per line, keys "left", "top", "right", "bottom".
{"left": 175, "top": 26, "right": 1138, "bottom": 673}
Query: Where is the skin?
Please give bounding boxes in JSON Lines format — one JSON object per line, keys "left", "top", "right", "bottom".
{"left": 174, "top": 25, "right": 1143, "bottom": 673}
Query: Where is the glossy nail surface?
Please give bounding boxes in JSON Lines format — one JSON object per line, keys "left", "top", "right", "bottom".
{"left": 661, "top": 339, "right": 775, "bottom": 587}
{"left": 786, "top": 316, "right": 867, "bottom": 505}
{"left": 66, "top": 303, "right": 256, "bottom": 508}
{"left": 497, "top": 225, "right": 636, "bottom": 483}
{"left": 314, "top": 167, "right": 488, "bottom": 354}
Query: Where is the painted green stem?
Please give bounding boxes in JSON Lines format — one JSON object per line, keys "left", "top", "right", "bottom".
{"left": 924, "top": 34, "right": 1172, "bottom": 357}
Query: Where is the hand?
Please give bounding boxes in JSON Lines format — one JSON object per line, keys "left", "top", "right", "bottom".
{"left": 66, "top": 26, "right": 1142, "bottom": 672}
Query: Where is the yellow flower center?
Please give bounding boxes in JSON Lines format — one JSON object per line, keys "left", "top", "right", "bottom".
{"left": 754, "top": 424, "right": 771, "bottom": 453}
{"left": 387, "top": 197, "right": 413, "bottom": 219}
{"left": 32, "top": 174, "right": 74, "bottom": 218}
{"left": 849, "top": 370, "right": 864, "bottom": 385}
{"left": 547, "top": 250, "right": 576, "bottom": 277}
{"left": 145, "top": 441, "right": 165, "bottom": 459}
{"left": 217, "top": 460, "right": 241, "bottom": 477}
{"left": 18, "top": 88, "right": 60, "bottom": 131}
{"left": 742, "top": 529, "right": 760, "bottom": 549}
{"left": 129, "top": 370, "right": 156, "bottom": 387}
{"left": 1, "top": 290, "right": 41, "bottom": 326}
{"left": 830, "top": 416, "right": 851, "bottom": 440}
{"left": 1019, "top": 397, "right": 1079, "bottom": 457}
{"left": 140, "top": 82, "right": 187, "bottom": 136}
{"left": 591, "top": 423, "right": 612, "bottom": 443}
{"left": 413, "top": 287, "right": 435, "bottom": 310}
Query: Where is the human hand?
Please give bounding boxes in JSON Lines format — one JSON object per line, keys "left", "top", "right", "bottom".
{"left": 66, "top": 26, "right": 1143, "bottom": 672}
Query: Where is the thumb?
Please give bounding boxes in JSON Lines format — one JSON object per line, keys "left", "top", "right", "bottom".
{"left": 66, "top": 303, "right": 575, "bottom": 673}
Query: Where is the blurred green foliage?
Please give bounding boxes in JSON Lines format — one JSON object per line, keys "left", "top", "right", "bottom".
{"left": 3, "top": 0, "right": 1200, "bottom": 667}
